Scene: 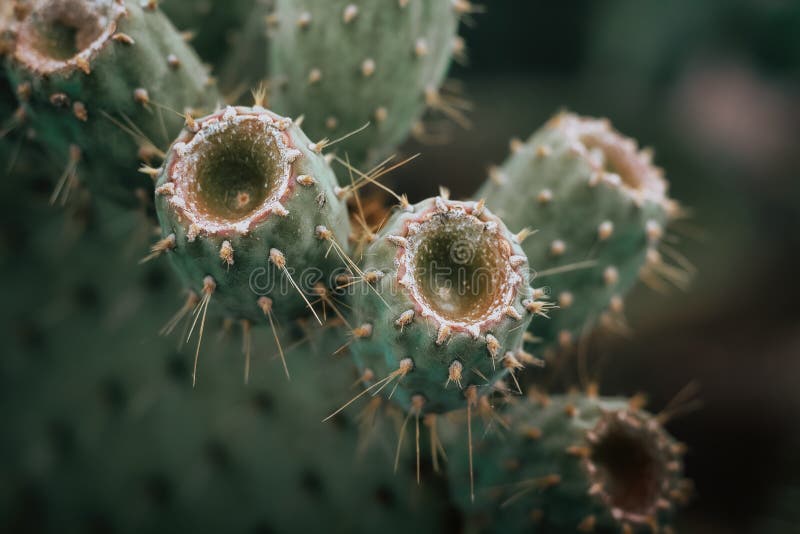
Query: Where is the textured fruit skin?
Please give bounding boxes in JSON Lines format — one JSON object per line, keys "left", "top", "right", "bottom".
{"left": 269, "top": 0, "right": 458, "bottom": 174}
{"left": 477, "top": 113, "right": 674, "bottom": 353}
{"left": 4, "top": 0, "right": 219, "bottom": 204}
{"left": 445, "top": 393, "right": 687, "bottom": 533}
{"left": 347, "top": 197, "right": 537, "bottom": 413}
{"left": 0, "top": 199, "right": 453, "bottom": 533}
{"left": 154, "top": 106, "right": 351, "bottom": 323}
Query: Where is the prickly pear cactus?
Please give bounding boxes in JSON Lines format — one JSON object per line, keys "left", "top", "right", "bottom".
{"left": 0, "top": 3, "right": 703, "bottom": 533}
{"left": 269, "top": 0, "right": 461, "bottom": 172}
{"left": 217, "top": 0, "right": 271, "bottom": 93}
{"left": 345, "top": 196, "right": 544, "bottom": 414}
{"left": 3, "top": 0, "right": 219, "bottom": 204}
{"left": 445, "top": 392, "right": 690, "bottom": 533}
{"left": 0, "top": 201, "right": 454, "bottom": 534}
{"left": 160, "top": 0, "right": 257, "bottom": 73}
{"left": 153, "top": 105, "right": 351, "bottom": 324}
{"left": 477, "top": 113, "right": 680, "bottom": 355}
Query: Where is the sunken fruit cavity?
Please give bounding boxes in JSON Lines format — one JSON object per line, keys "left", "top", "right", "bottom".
{"left": 478, "top": 112, "right": 681, "bottom": 355}
{"left": 3, "top": 0, "right": 219, "bottom": 204}
{"left": 268, "top": 0, "right": 461, "bottom": 174}
{"left": 445, "top": 393, "right": 690, "bottom": 533}
{"left": 345, "top": 196, "right": 545, "bottom": 414}
{"left": 153, "top": 105, "right": 350, "bottom": 324}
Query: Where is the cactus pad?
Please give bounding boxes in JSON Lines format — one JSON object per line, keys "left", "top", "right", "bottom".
{"left": 269, "top": 0, "right": 460, "bottom": 173}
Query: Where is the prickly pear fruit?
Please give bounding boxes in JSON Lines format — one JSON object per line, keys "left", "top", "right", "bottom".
{"left": 3, "top": 0, "right": 219, "bottom": 204}
{"left": 478, "top": 112, "right": 680, "bottom": 355}
{"left": 446, "top": 392, "right": 690, "bottom": 533}
{"left": 154, "top": 105, "right": 350, "bottom": 325}
{"left": 345, "top": 195, "right": 545, "bottom": 414}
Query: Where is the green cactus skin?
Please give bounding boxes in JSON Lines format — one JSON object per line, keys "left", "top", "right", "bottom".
{"left": 159, "top": 0, "right": 257, "bottom": 73}
{"left": 269, "top": 0, "right": 460, "bottom": 174}
{"left": 445, "top": 393, "right": 689, "bottom": 533}
{"left": 0, "top": 202, "right": 455, "bottom": 533}
{"left": 3, "top": 0, "right": 219, "bottom": 204}
{"left": 477, "top": 112, "right": 679, "bottom": 355}
{"left": 345, "top": 196, "right": 544, "bottom": 414}
{"left": 154, "top": 105, "right": 351, "bottom": 324}
{"left": 217, "top": 0, "right": 271, "bottom": 95}
{"left": 1, "top": 69, "right": 50, "bottom": 188}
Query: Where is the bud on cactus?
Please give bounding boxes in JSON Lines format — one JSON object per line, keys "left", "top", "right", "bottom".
{"left": 3, "top": 0, "right": 219, "bottom": 204}
{"left": 154, "top": 105, "right": 350, "bottom": 324}
{"left": 346, "top": 196, "right": 543, "bottom": 414}
{"left": 269, "top": 0, "right": 460, "bottom": 173}
{"left": 446, "top": 393, "right": 690, "bottom": 533}
{"left": 478, "top": 113, "right": 680, "bottom": 353}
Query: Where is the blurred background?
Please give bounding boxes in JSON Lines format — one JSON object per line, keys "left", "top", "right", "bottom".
{"left": 393, "top": 0, "right": 800, "bottom": 532}
{"left": 3, "top": 0, "right": 799, "bottom": 532}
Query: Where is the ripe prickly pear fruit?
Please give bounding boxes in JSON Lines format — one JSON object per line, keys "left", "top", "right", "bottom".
{"left": 446, "top": 392, "right": 690, "bottom": 533}
{"left": 3, "top": 0, "right": 219, "bottom": 204}
{"left": 268, "top": 0, "right": 461, "bottom": 174}
{"left": 154, "top": 105, "right": 350, "bottom": 325}
{"left": 478, "top": 112, "right": 681, "bottom": 354}
{"left": 345, "top": 196, "right": 545, "bottom": 414}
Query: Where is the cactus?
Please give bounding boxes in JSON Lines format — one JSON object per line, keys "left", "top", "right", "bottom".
{"left": 0, "top": 3, "right": 709, "bottom": 533}
{"left": 445, "top": 392, "right": 690, "bottom": 533}
{"left": 268, "top": 0, "right": 461, "bottom": 173}
{"left": 477, "top": 113, "right": 680, "bottom": 355}
{"left": 153, "top": 105, "right": 351, "bottom": 328}
{"left": 344, "top": 196, "right": 545, "bottom": 414}
{"left": 0, "top": 202, "right": 452, "bottom": 533}
{"left": 217, "top": 0, "right": 271, "bottom": 95}
{"left": 159, "top": 0, "right": 257, "bottom": 74}
{"left": 3, "top": 0, "right": 219, "bottom": 204}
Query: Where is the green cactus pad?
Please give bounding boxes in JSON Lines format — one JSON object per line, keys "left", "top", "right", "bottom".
{"left": 477, "top": 112, "right": 679, "bottom": 355}
{"left": 269, "top": 0, "right": 460, "bottom": 174}
{"left": 3, "top": 0, "right": 219, "bottom": 204}
{"left": 346, "top": 196, "right": 544, "bottom": 414}
{"left": 154, "top": 105, "right": 351, "bottom": 324}
{"left": 0, "top": 201, "right": 454, "bottom": 533}
{"left": 446, "top": 393, "right": 689, "bottom": 533}
{"left": 160, "top": 0, "right": 257, "bottom": 73}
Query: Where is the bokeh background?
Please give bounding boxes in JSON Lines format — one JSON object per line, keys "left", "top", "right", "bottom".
{"left": 392, "top": 1, "right": 800, "bottom": 532}
{"left": 2, "top": 0, "right": 799, "bottom": 532}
